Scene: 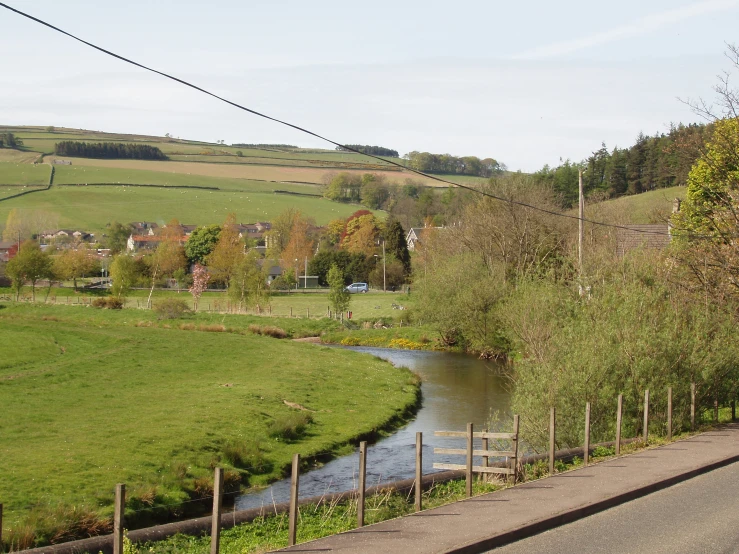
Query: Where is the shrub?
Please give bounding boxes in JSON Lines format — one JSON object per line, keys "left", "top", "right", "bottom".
{"left": 261, "top": 326, "right": 287, "bottom": 339}
{"left": 199, "top": 324, "right": 226, "bottom": 333}
{"left": 153, "top": 298, "right": 190, "bottom": 319}
{"left": 267, "top": 412, "right": 313, "bottom": 441}
{"left": 222, "top": 439, "right": 267, "bottom": 472}
{"left": 92, "top": 297, "right": 123, "bottom": 309}
{"left": 179, "top": 323, "right": 196, "bottom": 331}
{"left": 247, "top": 324, "right": 262, "bottom": 335}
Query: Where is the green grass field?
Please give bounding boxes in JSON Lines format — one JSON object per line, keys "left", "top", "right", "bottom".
{"left": 0, "top": 185, "right": 366, "bottom": 234}
{"left": 51, "top": 164, "right": 321, "bottom": 192}
{"left": 4, "top": 288, "right": 412, "bottom": 321}
{"left": 585, "top": 186, "right": 686, "bottom": 224}
{"left": 0, "top": 162, "right": 50, "bottom": 186}
{"left": 0, "top": 302, "right": 419, "bottom": 548}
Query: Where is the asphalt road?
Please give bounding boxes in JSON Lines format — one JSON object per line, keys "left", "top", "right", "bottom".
{"left": 491, "top": 462, "right": 739, "bottom": 554}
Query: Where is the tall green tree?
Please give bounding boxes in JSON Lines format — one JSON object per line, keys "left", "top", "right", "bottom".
{"left": 106, "top": 222, "right": 133, "bottom": 254}
{"left": 327, "top": 264, "right": 350, "bottom": 316}
{"left": 110, "top": 255, "right": 139, "bottom": 299}
{"left": 6, "top": 241, "right": 53, "bottom": 301}
{"left": 383, "top": 217, "right": 411, "bottom": 275}
{"left": 185, "top": 225, "right": 221, "bottom": 264}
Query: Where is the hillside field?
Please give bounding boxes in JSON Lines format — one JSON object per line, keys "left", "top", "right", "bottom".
{"left": 0, "top": 185, "right": 366, "bottom": 233}
{"left": 0, "top": 302, "right": 419, "bottom": 547}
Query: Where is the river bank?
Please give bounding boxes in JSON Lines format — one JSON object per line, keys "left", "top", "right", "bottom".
{"left": 0, "top": 303, "right": 421, "bottom": 551}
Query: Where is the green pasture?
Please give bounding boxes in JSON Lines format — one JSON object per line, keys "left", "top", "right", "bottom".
{"left": 600, "top": 186, "right": 686, "bottom": 223}
{"left": 0, "top": 185, "right": 367, "bottom": 234}
{"left": 51, "top": 164, "right": 321, "bottom": 192}
{"left": 0, "top": 162, "right": 50, "bottom": 185}
{"left": 0, "top": 302, "right": 418, "bottom": 545}
{"left": 7, "top": 288, "right": 411, "bottom": 321}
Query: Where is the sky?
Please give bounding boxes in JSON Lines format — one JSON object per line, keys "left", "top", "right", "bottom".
{"left": 1, "top": 0, "right": 738, "bottom": 171}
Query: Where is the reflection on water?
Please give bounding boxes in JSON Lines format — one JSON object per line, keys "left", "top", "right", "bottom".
{"left": 235, "top": 346, "right": 511, "bottom": 510}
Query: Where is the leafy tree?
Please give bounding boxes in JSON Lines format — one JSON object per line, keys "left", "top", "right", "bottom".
{"left": 185, "top": 224, "right": 221, "bottom": 265}
{"left": 110, "top": 255, "right": 138, "bottom": 299}
{"left": 6, "top": 241, "right": 53, "bottom": 301}
{"left": 228, "top": 251, "right": 270, "bottom": 311}
{"left": 327, "top": 264, "right": 350, "bottom": 316}
{"left": 341, "top": 211, "right": 381, "bottom": 254}
{"left": 383, "top": 217, "right": 411, "bottom": 275}
{"left": 265, "top": 207, "right": 300, "bottom": 256}
{"left": 206, "top": 215, "right": 242, "bottom": 285}
{"left": 280, "top": 213, "right": 316, "bottom": 281}
{"left": 671, "top": 117, "right": 739, "bottom": 300}
{"left": 54, "top": 248, "right": 96, "bottom": 291}
{"left": 106, "top": 222, "right": 133, "bottom": 254}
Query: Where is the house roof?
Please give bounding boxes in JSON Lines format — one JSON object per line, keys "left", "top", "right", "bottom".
{"left": 616, "top": 224, "right": 671, "bottom": 256}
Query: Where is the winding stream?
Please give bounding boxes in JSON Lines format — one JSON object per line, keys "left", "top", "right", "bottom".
{"left": 235, "top": 347, "right": 511, "bottom": 510}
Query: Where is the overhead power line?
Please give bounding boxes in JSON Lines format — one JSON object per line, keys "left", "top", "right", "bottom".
{"left": 0, "top": 2, "right": 700, "bottom": 239}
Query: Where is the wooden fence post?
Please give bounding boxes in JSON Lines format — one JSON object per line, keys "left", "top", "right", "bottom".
{"left": 466, "top": 422, "right": 473, "bottom": 498}
{"left": 357, "top": 441, "right": 367, "bottom": 528}
{"left": 643, "top": 389, "right": 650, "bottom": 443}
{"left": 714, "top": 396, "right": 719, "bottom": 424}
{"left": 583, "top": 402, "right": 591, "bottom": 467}
{"left": 512, "top": 415, "right": 520, "bottom": 483}
{"left": 113, "top": 484, "right": 125, "bottom": 554}
{"left": 415, "top": 432, "right": 423, "bottom": 512}
{"left": 667, "top": 387, "right": 673, "bottom": 440}
{"left": 307, "top": 307, "right": 310, "bottom": 319}
{"left": 549, "top": 407, "right": 556, "bottom": 475}
{"left": 210, "top": 468, "right": 223, "bottom": 554}
{"left": 732, "top": 400, "right": 736, "bottom": 422}
{"left": 288, "top": 454, "right": 300, "bottom": 546}
{"left": 481, "top": 428, "right": 489, "bottom": 482}
{"left": 691, "top": 383, "right": 696, "bottom": 431}
{"left": 616, "top": 394, "right": 623, "bottom": 456}
{"left": 290, "top": 307, "right": 293, "bottom": 318}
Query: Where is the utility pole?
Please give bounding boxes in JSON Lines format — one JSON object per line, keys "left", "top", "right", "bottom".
{"left": 304, "top": 256, "right": 307, "bottom": 289}
{"left": 382, "top": 240, "right": 386, "bottom": 292}
{"left": 578, "top": 169, "right": 584, "bottom": 296}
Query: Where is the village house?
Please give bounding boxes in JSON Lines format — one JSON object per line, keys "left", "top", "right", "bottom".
{"left": 615, "top": 200, "right": 680, "bottom": 257}
{"left": 40, "top": 229, "right": 93, "bottom": 243}
{"left": 406, "top": 226, "right": 444, "bottom": 251}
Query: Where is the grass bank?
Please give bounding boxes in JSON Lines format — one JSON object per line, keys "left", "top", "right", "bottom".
{"left": 0, "top": 303, "right": 420, "bottom": 550}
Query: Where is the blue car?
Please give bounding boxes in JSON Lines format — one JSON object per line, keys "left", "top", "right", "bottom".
{"left": 345, "top": 282, "right": 369, "bottom": 293}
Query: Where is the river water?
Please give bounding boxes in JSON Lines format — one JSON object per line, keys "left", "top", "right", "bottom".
{"left": 235, "top": 347, "right": 511, "bottom": 510}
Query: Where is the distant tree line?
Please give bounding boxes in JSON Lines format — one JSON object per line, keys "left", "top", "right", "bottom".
{"left": 404, "top": 151, "right": 504, "bottom": 177}
{"left": 54, "top": 141, "right": 168, "bottom": 160}
{"left": 0, "top": 132, "right": 22, "bottom": 148}
{"left": 533, "top": 123, "right": 710, "bottom": 207}
{"left": 336, "top": 145, "right": 400, "bottom": 157}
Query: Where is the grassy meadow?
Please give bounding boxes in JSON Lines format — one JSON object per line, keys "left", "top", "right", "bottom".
{"left": 0, "top": 162, "right": 50, "bottom": 186}
{"left": 0, "top": 302, "right": 419, "bottom": 548}
{"left": 0, "top": 185, "right": 364, "bottom": 234}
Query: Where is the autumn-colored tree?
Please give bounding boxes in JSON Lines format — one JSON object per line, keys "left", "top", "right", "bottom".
{"left": 281, "top": 216, "right": 315, "bottom": 281}
{"left": 189, "top": 263, "right": 210, "bottom": 311}
{"left": 341, "top": 211, "right": 381, "bottom": 254}
{"left": 207, "top": 214, "right": 242, "bottom": 285}
{"left": 54, "top": 247, "right": 97, "bottom": 291}
{"left": 265, "top": 207, "right": 300, "bottom": 256}
{"left": 325, "top": 218, "right": 346, "bottom": 246}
